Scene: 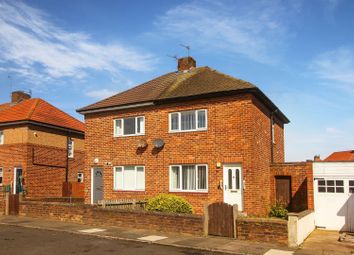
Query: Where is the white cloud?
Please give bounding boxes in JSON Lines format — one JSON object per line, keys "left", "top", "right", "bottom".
{"left": 0, "top": 1, "right": 156, "bottom": 84}
{"left": 311, "top": 47, "right": 354, "bottom": 93}
{"left": 85, "top": 89, "right": 117, "bottom": 100}
{"left": 153, "top": 0, "right": 296, "bottom": 63}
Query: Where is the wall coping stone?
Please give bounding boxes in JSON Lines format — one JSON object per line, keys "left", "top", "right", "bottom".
{"left": 21, "top": 200, "right": 203, "bottom": 219}
{"left": 237, "top": 216, "right": 287, "bottom": 224}
{"left": 288, "top": 209, "right": 314, "bottom": 219}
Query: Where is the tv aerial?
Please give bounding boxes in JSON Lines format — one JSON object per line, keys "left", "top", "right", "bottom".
{"left": 180, "top": 44, "right": 190, "bottom": 57}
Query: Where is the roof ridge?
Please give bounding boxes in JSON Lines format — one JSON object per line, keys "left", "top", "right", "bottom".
{"left": 157, "top": 67, "right": 208, "bottom": 99}
{"left": 78, "top": 71, "right": 177, "bottom": 111}
{"left": 27, "top": 98, "right": 40, "bottom": 119}
{"left": 210, "top": 67, "right": 257, "bottom": 88}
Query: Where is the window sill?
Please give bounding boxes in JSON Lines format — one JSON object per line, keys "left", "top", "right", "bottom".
{"left": 169, "top": 190, "right": 208, "bottom": 194}
{"left": 113, "top": 134, "right": 145, "bottom": 138}
{"left": 168, "top": 129, "right": 207, "bottom": 134}
{"left": 113, "top": 189, "right": 146, "bottom": 192}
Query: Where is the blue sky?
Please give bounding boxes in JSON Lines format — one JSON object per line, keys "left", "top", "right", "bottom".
{"left": 0, "top": 0, "right": 354, "bottom": 161}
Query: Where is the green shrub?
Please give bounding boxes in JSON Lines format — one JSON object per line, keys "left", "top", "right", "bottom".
{"left": 269, "top": 202, "right": 288, "bottom": 219}
{"left": 146, "top": 194, "right": 193, "bottom": 214}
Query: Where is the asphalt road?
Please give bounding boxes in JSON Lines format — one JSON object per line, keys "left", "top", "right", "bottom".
{"left": 0, "top": 225, "right": 224, "bottom": 255}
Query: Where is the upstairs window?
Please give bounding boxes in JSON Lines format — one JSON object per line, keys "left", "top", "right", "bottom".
{"left": 169, "top": 109, "right": 207, "bottom": 132}
{"left": 114, "top": 116, "right": 145, "bottom": 137}
{"left": 0, "top": 130, "right": 3, "bottom": 144}
{"left": 68, "top": 138, "right": 74, "bottom": 158}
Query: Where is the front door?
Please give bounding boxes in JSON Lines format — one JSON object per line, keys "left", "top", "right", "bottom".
{"left": 92, "top": 168, "right": 103, "bottom": 204}
{"left": 13, "top": 168, "right": 23, "bottom": 194}
{"left": 223, "top": 165, "right": 243, "bottom": 210}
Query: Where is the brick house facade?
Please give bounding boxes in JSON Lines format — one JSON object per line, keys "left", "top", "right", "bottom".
{"left": 0, "top": 92, "right": 85, "bottom": 198}
{"left": 78, "top": 57, "right": 290, "bottom": 216}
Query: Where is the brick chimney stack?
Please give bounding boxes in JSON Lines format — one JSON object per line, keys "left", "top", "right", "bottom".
{"left": 314, "top": 155, "right": 321, "bottom": 162}
{"left": 178, "top": 57, "right": 196, "bottom": 72}
{"left": 11, "top": 91, "right": 31, "bottom": 103}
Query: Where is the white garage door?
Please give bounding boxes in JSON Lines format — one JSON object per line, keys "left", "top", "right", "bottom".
{"left": 314, "top": 178, "right": 354, "bottom": 231}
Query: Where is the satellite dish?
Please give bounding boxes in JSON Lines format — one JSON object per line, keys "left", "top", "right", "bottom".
{"left": 137, "top": 139, "right": 148, "bottom": 148}
{"left": 153, "top": 139, "right": 165, "bottom": 148}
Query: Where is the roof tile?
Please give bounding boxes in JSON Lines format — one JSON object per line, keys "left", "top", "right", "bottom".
{"left": 324, "top": 150, "right": 354, "bottom": 162}
{"left": 0, "top": 98, "right": 84, "bottom": 132}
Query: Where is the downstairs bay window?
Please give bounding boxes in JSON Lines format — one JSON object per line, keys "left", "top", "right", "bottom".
{"left": 169, "top": 164, "right": 208, "bottom": 192}
{"left": 114, "top": 166, "right": 145, "bottom": 191}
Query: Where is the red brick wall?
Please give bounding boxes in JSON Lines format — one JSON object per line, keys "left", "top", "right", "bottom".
{"left": 0, "top": 192, "right": 5, "bottom": 215}
{"left": 0, "top": 144, "right": 28, "bottom": 189}
{"left": 84, "top": 94, "right": 285, "bottom": 216}
{"left": 270, "top": 162, "right": 313, "bottom": 212}
{"left": 236, "top": 217, "right": 288, "bottom": 245}
{"left": 0, "top": 143, "right": 85, "bottom": 198}
{"left": 19, "top": 201, "right": 204, "bottom": 235}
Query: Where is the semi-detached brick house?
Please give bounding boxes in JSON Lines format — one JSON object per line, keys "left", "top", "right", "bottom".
{"left": 78, "top": 57, "right": 291, "bottom": 216}
{"left": 0, "top": 91, "right": 85, "bottom": 199}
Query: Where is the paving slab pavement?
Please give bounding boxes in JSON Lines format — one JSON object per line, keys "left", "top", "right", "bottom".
{"left": 0, "top": 216, "right": 351, "bottom": 255}
{"left": 0, "top": 215, "right": 294, "bottom": 255}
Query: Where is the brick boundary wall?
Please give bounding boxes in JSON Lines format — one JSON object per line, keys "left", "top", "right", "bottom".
{"left": 236, "top": 217, "right": 288, "bottom": 245}
{"left": 270, "top": 162, "right": 313, "bottom": 212}
{"left": 19, "top": 201, "right": 204, "bottom": 235}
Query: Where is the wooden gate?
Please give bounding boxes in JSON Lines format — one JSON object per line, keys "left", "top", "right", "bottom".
{"left": 275, "top": 176, "right": 291, "bottom": 208}
{"left": 208, "top": 202, "right": 234, "bottom": 237}
{"left": 9, "top": 194, "right": 19, "bottom": 215}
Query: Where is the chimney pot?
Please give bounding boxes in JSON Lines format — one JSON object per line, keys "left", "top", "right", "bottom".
{"left": 314, "top": 155, "right": 321, "bottom": 162}
{"left": 11, "top": 91, "right": 31, "bottom": 103}
{"left": 178, "top": 56, "right": 196, "bottom": 72}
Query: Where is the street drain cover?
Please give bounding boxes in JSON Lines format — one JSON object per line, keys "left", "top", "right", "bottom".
{"left": 138, "top": 235, "right": 168, "bottom": 242}
{"left": 263, "top": 249, "right": 294, "bottom": 255}
{"left": 79, "top": 228, "right": 106, "bottom": 233}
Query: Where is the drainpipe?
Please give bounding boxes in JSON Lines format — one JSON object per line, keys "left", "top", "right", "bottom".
{"left": 66, "top": 134, "right": 70, "bottom": 182}
{"left": 270, "top": 109, "right": 278, "bottom": 164}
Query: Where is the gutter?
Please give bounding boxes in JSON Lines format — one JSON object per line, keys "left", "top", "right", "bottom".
{"left": 0, "top": 120, "right": 84, "bottom": 135}
{"left": 76, "top": 88, "right": 290, "bottom": 124}
{"left": 76, "top": 102, "right": 154, "bottom": 115}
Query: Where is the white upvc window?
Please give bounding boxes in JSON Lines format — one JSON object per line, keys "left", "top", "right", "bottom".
{"left": 0, "top": 130, "right": 4, "bottom": 145}
{"left": 114, "top": 116, "right": 145, "bottom": 137}
{"left": 77, "top": 172, "right": 84, "bottom": 183}
{"left": 169, "top": 109, "right": 207, "bottom": 132}
{"left": 169, "top": 164, "right": 208, "bottom": 192}
{"left": 0, "top": 168, "right": 3, "bottom": 185}
{"left": 68, "top": 138, "right": 74, "bottom": 158}
{"left": 113, "top": 166, "right": 145, "bottom": 191}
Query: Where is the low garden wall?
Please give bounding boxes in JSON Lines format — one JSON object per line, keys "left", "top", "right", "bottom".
{"left": 19, "top": 200, "right": 204, "bottom": 235}
{"left": 288, "top": 210, "right": 315, "bottom": 247}
{"left": 236, "top": 217, "right": 288, "bottom": 245}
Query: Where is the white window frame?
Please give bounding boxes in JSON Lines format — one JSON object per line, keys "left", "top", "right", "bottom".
{"left": 169, "top": 164, "right": 208, "bottom": 193}
{"left": 113, "top": 116, "right": 145, "bottom": 137}
{"left": 68, "top": 139, "right": 74, "bottom": 158}
{"left": 169, "top": 109, "right": 207, "bottom": 133}
{"left": 77, "top": 172, "right": 84, "bottom": 183}
{"left": 0, "top": 130, "right": 4, "bottom": 145}
{"left": 318, "top": 179, "right": 344, "bottom": 193}
{"left": 0, "top": 167, "right": 3, "bottom": 186}
{"left": 113, "top": 165, "right": 145, "bottom": 191}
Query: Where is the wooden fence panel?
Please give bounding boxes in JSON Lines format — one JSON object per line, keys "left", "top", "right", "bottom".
{"left": 208, "top": 202, "right": 234, "bottom": 238}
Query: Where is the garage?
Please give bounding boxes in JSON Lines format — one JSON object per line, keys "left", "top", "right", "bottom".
{"left": 313, "top": 162, "right": 354, "bottom": 232}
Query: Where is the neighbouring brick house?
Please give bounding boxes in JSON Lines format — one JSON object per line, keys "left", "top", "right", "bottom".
{"left": 77, "top": 56, "right": 301, "bottom": 216}
{"left": 0, "top": 91, "right": 85, "bottom": 199}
